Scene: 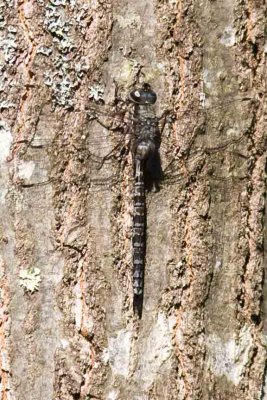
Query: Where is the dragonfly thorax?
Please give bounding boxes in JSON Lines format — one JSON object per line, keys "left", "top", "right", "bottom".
{"left": 135, "top": 140, "right": 156, "bottom": 161}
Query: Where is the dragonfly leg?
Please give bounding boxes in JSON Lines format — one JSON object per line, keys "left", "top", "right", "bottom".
{"left": 163, "top": 149, "right": 180, "bottom": 174}
{"left": 91, "top": 115, "right": 116, "bottom": 131}
{"left": 158, "top": 109, "right": 174, "bottom": 135}
{"left": 113, "top": 78, "right": 129, "bottom": 106}
{"left": 95, "top": 139, "right": 125, "bottom": 170}
{"left": 88, "top": 108, "right": 125, "bottom": 131}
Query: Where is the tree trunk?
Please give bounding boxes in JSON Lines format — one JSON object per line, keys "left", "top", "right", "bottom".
{"left": 0, "top": 0, "right": 266, "bottom": 399}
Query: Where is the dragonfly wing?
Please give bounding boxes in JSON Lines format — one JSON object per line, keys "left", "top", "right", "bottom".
{"left": 14, "top": 93, "right": 254, "bottom": 192}
{"left": 159, "top": 92, "right": 254, "bottom": 182}
{"left": 13, "top": 118, "right": 129, "bottom": 191}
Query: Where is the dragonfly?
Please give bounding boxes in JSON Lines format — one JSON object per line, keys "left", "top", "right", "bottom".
{"left": 13, "top": 83, "right": 255, "bottom": 317}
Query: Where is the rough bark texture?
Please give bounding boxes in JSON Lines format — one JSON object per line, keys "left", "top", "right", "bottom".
{"left": 0, "top": 0, "right": 266, "bottom": 399}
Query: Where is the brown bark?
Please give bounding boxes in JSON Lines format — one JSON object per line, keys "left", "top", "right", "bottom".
{"left": 0, "top": 0, "right": 266, "bottom": 399}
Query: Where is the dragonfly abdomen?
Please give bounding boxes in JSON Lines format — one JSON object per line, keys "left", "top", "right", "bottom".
{"left": 132, "top": 166, "right": 146, "bottom": 316}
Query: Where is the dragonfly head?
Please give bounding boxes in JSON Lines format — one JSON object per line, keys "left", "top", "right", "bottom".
{"left": 129, "top": 83, "right": 157, "bottom": 105}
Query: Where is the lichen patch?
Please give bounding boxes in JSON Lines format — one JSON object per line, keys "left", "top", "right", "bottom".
{"left": 206, "top": 326, "right": 253, "bottom": 385}
{"left": 135, "top": 312, "right": 175, "bottom": 389}
{"left": 16, "top": 160, "right": 35, "bottom": 181}
{"left": 107, "top": 330, "right": 131, "bottom": 377}
{"left": 219, "top": 26, "right": 236, "bottom": 47}
{"left": 0, "top": 123, "right": 12, "bottom": 164}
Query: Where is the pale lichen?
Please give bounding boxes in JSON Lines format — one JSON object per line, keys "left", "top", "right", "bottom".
{"left": 0, "top": 122, "right": 12, "bottom": 164}
{"left": 42, "top": 2, "right": 89, "bottom": 108}
{"left": 0, "top": 21, "right": 18, "bottom": 109}
{"left": 206, "top": 326, "right": 253, "bottom": 385}
{"left": 19, "top": 268, "right": 42, "bottom": 293}
{"left": 107, "top": 330, "right": 131, "bottom": 377}
{"left": 219, "top": 26, "right": 236, "bottom": 47}
{"left": 16, "top": 160, "right": 36, "bottom": 181}
{"left": 37, "top": 46, "right": 52, "bottom": 56}
{"left": 0, "top": 26, "right": 18, "bottom": 66}
{"left": 1, "top": 0, "right": 13, "bottom": 8}
{"left": 88, "top": 85, "right": 104, "bottom": 102}
{"left": 0, "top": 4, "right": 6, "bottom": 29}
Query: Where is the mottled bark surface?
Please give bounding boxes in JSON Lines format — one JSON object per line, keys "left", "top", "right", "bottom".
{"left": 0, "top": 0, "right": 266, "bottom": 399}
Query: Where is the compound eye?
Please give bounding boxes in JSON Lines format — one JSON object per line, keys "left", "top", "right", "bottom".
{"left": 129, "top": 84, "right": 157, "bottom": 104}
{"left": 146, "top": 92, "right": 156, "bottom": 104}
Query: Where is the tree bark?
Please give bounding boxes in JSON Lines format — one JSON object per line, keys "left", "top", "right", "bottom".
{"left": 0, "top": 0, "right": 266, "bottom": 399}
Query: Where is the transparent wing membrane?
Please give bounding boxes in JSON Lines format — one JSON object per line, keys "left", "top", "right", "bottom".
{"left": 13, "top": 94, "right": 254, "bottom": 192}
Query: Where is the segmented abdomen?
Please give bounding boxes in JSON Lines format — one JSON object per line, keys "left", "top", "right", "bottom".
{"left": 132, "top": 164, "right": 146, "bottom": 315}
{"left": 131, "top": 106, "right": 159, "bottom": 317}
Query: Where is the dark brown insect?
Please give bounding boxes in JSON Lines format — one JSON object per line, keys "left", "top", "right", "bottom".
{"left": 13, "top": 84, "right": 255, "bottom": 318}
